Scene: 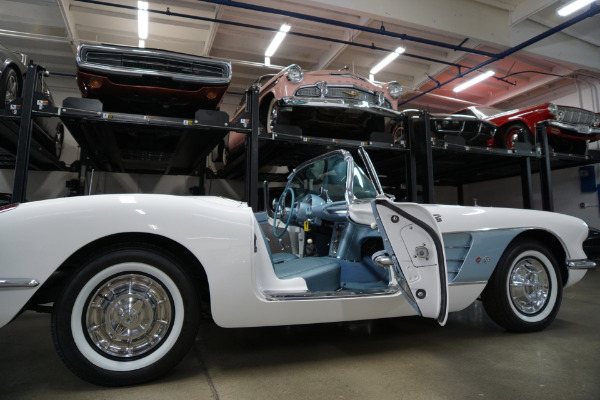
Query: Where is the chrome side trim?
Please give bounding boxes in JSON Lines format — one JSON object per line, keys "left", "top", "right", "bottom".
{"left": 448, "top": 280, "right": 487, "bottom": 286}
{"left": 0, "top": 279, "right": 40, "bottom": 288}
{"left": 264, "top": 284, "right": 400, "bottom": 301}
{"left": 566, "top": 259, "right": 596, "bottom": 269}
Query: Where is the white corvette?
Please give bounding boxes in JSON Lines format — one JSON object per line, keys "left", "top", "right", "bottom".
{"left": 0, "top": 148, "right": 594, "bottom": 386}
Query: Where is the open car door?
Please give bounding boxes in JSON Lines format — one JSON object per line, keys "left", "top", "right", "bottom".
{"left": 372, "top": 197, "right": 449, "bottom": 325}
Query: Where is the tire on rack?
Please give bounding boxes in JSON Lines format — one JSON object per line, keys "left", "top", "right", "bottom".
{"left": 1, "top": 67, "right": 20, "bottom": 106}
{"left": 266, "top": 97, "right": 279, "bottom": 134}
{"left": 499, "top": 122, "right": 533, "bottom": 150}
{"left": 51, "top": 245, "right": 200, "bottom": 386}
{"left": 481, "top": 239, "right": 562, "bottom": 332}
{"left": 54, "top": 122, "right": 65, "bottom": 159}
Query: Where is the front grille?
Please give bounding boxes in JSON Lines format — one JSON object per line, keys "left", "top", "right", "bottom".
{"left": 295, "top": 85, "right": 391, "bottom": 108}
{"left": 295, "top": 87, "right": 320, "bottom": 97}
{"left": 327, "top": 87, "right": 376, "bottom": 103}
{"left": 83, "top": 50, "right": 228, "bottom": 79}
{"left": 559, "top": 107, "right": 597, "bottom": 125}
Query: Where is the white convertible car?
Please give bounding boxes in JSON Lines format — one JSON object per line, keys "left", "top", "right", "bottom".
{"left": 0, "top": 148, "right": 594, "bottom": 386}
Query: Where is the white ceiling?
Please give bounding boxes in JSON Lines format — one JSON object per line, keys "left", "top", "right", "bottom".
{"left": 1, "top": 0, "right": 599, "bottom": 114}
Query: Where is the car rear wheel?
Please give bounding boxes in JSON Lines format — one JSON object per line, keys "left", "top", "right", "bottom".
{"left": 481, "top": 240, "right": 562, "bottom": 332}
{"left": 51, "top": 245, "right": 200, "bottom": 386}
{"left": 499, "top": 123, "right": 533, "bottom": 150}
{"left": 1, "top": 67, "right": 20, "bottom": 106}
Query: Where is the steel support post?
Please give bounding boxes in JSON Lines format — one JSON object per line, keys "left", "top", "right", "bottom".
{"left": 405, "top": 114, "right": 418, "bottom": 202}
{"left": 12, "top": 63, "right": 42, "bottom": 203}
{"left": 245, "top": 84, "right": 260, "bottom": 211}
{"left": 537, "top": 123, "right": 554, "bottom": 211}
{"left": 420, "top": 111, "right": 434, "bottom": 204}
{"left": 520, "top": 156, "right": 534, "bottom": 209}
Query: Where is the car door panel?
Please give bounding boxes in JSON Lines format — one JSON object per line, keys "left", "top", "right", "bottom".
{"left": 373, "top": 198, "right": 449, "bottom": 325}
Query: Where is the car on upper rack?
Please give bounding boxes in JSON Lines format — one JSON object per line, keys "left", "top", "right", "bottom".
{"left": 216, "top": 65, "right": 403, "bottom": 166}
{"left": 454, "top": 104, "right": 600, "bottom": 154}
{"left": 75, "top": 43, "right": 232, "bottom": 118}
{"left": 0, "top": 147, "right": 595, "bottom": 387}
{"left": 0, "top": 42, "right": 64, "bottom": 159}
{"left": 399, "top": 109, "right": 497, "bottom": 147}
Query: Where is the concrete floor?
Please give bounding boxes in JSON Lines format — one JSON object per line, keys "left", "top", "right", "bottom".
{"left": 1, "top": 269, "right": 599, "bottom": 400}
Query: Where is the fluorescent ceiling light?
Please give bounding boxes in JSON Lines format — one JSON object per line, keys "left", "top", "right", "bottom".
{"left": 139, "top": 39, "right": 145, "bottom": 48}
{"left": 557, "top": 0, "right": 595, "bottom": 16}
{"left": 265, "top": 24, "right": 291, "bottom": 57}
{"left": 453, "top": 70, "right": 495, "bottom": 93}
{"left": 265, "top": 56, "right": 271, "bottom": 66}
{"left": 369, "top": 47, "right": 405, "bottom": 75}
{"left": 138, "top": 1, "right": 149, "bottom": 40}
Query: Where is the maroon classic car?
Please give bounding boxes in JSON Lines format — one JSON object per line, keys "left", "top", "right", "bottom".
{"left": 455, "top": 104, "right": 600, "bottom": 154}
{"left": 76, "top": 44, "right": 232, "bottom": 118}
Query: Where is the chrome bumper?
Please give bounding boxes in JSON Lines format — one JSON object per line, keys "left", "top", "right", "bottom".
{"left": 548, "top": 121, "right": 600, "bottom": 137}
{"left": 280, "top": 97, "right": 402, "bottom": 117}
{"left": 566, "top": 259, "right": 597, "bottom": 269}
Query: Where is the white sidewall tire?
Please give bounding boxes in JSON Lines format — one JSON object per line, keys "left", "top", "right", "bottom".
{"left": 505, "top": 250, "right": 558, "bottom": 323}
{"left": 71, "top": 262, "right": 185, "bottom": 372}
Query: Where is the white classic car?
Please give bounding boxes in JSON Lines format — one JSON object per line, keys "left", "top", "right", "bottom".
{"left": 0, "top": 149, "right": 594, "bottom": 386}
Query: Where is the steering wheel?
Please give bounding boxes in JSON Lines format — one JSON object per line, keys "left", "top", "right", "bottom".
{"left": 273, "top": 187, "right": 295, "bottom": 238}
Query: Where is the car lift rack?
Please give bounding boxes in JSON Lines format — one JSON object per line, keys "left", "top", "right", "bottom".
{"left": 2, "top": 63, "right": 599, "bottom": 212}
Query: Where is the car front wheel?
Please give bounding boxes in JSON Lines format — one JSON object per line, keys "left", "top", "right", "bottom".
{"left": 1, "top": 68, "right": 20, "bottom": 106}
{"left": 481, "top": 240, "right": 562, "bottom": 332}
{"left": 51, "top": 246, "right": 200, "bottom": 386}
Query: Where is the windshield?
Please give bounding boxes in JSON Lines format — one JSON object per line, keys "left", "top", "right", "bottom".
{"left": 472, "top": 107, "right": 503, "bottom": 117}
{"left": 289, "top": 153, "right": 377, "bottom": 203}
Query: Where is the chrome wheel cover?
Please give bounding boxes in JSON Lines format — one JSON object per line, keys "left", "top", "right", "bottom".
{"left": 4, "top": 73, "right": 18, "bottom": 104}
{"left": 509, "top": 257, "right": 550, "bottom": 315}
{"left": 85, "top": 273, "right": 173, "bottom": 358}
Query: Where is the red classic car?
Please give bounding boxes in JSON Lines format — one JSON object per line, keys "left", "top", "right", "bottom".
{"left": 222, "top": 64, "right": 403, "bottom": 162}
{"left": 454, "top": 104, "right": 600, "bottom": 154}
{"left": 76, "top": 44, "right": 232, "bottom": 118}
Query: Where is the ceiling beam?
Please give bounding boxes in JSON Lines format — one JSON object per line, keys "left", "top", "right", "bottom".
{"left": 510, "top": 0, "right": 560, "bottom": 26}
{"left": 57, "top": 0, "right": 78, "bottom": 51}
{"left": 510, "top": 18, "right": 600, "bottom": 73}
{"left": 314, "top": 16, "right": 370, "bottom": 70}
{"left": 296, "top": 0, "right": 511, "bottom": 46}
{"left": 203, "top": 5, "right": 221, "bottom": 56}
{"left": 484, "top": 66, "right": 571, "bottom": 106}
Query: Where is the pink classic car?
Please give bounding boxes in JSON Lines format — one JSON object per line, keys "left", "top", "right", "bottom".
{"left": 455, "top": 104, "right": 600, "bottom": 154}
{"left": 223, "top": 64, "right": 403, "bottom": 162}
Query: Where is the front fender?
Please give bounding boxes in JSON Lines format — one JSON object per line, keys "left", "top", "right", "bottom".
{"left": 0, "top": 194, "right": 255, "bottom": 328}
